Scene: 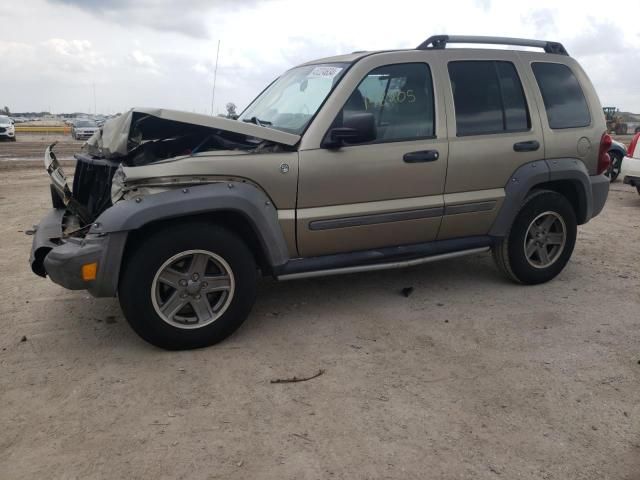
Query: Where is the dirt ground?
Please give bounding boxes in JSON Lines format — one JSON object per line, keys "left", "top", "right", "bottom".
{"left": 1, "top": 164, "right": 639, "bottom": 480}
{"left": 0, "top": 133, "right": 82, "bottom": 165}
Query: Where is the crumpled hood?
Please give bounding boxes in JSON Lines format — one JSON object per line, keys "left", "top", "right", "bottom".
{"left": 84, "top": 107, "right": 300, "bottom": 158}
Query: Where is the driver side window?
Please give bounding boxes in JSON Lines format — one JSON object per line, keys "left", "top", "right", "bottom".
{"left": 338, "top": 63, "right": 435, "bottom": 143}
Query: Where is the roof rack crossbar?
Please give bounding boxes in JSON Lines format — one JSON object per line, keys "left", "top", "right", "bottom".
{"left": 416, "top": 35, "right": 568, "bottom": 55}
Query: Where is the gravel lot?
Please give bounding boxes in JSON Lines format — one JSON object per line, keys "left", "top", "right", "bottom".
{"left": 1, "top": 161, "right": 639, "bottom": 479}
{"left": 0, "top": 134, "right": 82, "bottom": 165}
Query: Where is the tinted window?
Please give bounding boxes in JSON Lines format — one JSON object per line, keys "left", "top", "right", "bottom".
{"left": 532, "top": 62, "right": 590, "bottom": 129}
{"left": 496, "top": 62, "right": 530, "bottom": 131}
{"left": 338, "top": 63, "right": 434, "bottom": 143}
{"left": 448, "top": 61, "right": 530, "bottom": 136}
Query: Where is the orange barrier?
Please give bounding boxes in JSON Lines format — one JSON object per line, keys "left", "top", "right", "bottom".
{"left": 15, "top": 126, "right": 72, "bottom": 134}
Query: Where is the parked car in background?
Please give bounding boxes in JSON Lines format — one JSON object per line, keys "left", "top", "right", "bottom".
{"left": 606, "top": 139, "right": 627, "bottom": 182}
{"left": 621, "top": 133, "right": 640, "bottom": 195}
{"left": 71, "top": 120, "right": 99, "bottom": 140}
{"left": 0, "top": 115, "right": 16, "bottom": 141}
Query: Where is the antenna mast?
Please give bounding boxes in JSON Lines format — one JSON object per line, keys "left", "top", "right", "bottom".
{"left": 210, "top": 40, "right": 221, "bottom": 115}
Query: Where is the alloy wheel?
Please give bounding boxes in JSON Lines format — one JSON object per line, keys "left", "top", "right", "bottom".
{"left": 151, "top": 250, "right": 235, "bottom": 329}
{"left": 523, "top": 211, "right": 567, "bottom": 269}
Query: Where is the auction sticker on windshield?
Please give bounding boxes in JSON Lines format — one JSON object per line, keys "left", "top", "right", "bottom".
{"left": 309, "top": 66, "right": 343, "bottom": 78}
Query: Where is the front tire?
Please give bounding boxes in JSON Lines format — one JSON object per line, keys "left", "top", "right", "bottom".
{"left": 119, "top": 222, "right": 257, "bottom": 350}
{"left": 606, "top": 151, "right": 622, "bottom": 182}
{"left": 493, "top": 190, "right": 577, "bottom": 285}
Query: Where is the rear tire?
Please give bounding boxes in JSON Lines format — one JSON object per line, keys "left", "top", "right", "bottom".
{"left": 119, "top": 222, "right": 257, "bottom": 350}
{"left": 492, "top": 190, "right": 577, "bottom": 285}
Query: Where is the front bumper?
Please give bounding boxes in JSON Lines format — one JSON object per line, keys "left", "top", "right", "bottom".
{"left": 623, "top": 175, "right": 640, "bottom": 189}
{"left": 74, "top": 131, "right": 96, "bottom": 139}
{"left": 30, "top": 208, "right": 127, "bottom": 297}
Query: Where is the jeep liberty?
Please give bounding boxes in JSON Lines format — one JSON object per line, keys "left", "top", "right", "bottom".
{"left": 29, "top": 35, "right": 610, "bottom": 349}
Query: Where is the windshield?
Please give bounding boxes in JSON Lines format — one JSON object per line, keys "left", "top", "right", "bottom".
{"left": 239, "top": 63, "right": 348, "bottom": 134}
{"left": 0, "top": 116, "right": 11, "bottom": 125}
{"left": 76, "top": 120, "right": 97, "bottom": 127}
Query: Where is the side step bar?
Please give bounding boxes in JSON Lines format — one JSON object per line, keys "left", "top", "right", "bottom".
{"left": 275, "top": 236, "right": 494, "bottom": 280}
{"left": 277, "top": 247, "right": 490, "bottom": 280}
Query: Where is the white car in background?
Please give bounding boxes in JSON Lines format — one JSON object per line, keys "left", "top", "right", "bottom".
{"left": 71, "top": 120, "right": 99, "bottom": 140}
{"left": 0, "top": 115, "right": 16, "bottom": 141}
{"left": 621, "top": 132, "right": 640, "bottom": 196}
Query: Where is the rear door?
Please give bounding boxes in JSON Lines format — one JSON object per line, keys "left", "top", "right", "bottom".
{"left": 296, "top": 52, "right": 448, "bottom": 257}
{"left": 438, "top": 51, "right": 545, "bottom": 239}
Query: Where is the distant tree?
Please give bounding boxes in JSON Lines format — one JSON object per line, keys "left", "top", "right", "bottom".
{"left": 225, "top": 102, "right": 238, "bottom": 119}
{"left": 2, "top": 106, "right": 9, "bottom": 115}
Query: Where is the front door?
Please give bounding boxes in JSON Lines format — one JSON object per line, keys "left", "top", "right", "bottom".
{"left": 296, "top": 55, "right": 448, "bottom": 257}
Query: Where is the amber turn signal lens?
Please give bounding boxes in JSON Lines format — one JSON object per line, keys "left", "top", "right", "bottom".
{"left": 81, "top": 262, "right": 98, "bottom": 281}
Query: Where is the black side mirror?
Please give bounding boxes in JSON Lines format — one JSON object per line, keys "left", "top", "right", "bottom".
{"left": 322, "top": 112, "right": 377, "bottom": 149}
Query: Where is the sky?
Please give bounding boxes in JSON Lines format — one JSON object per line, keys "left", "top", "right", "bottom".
{"left": 1, "top": 0, "right": 639, "bottom": 115}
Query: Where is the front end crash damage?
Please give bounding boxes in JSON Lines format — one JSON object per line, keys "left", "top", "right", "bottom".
{"left": 30, "top": 107, "right": 299, "bottom": 293}
{"left": 80, "top": 107, "right": 299, "bottom": 220}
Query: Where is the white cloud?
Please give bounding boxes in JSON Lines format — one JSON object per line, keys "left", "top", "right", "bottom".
{"left": 192, "top": 63, "right": 209, "bottom": 75}
{"left": 129, "top": 50, "right": 159, "bottom": 72}
{"left": 43, "top": 38, "right": 92, "bottom": 56}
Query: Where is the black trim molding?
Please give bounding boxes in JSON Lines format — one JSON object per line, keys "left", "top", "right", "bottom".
{"left": 309, "top": 207, "right": 443, "bottom": 231}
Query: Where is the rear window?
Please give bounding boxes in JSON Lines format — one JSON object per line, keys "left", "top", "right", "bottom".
{"left": 448, "top": 61, "right": 530, "bottom": 136}
{"left": 532, "top": 62, "right": 591, "bottom": 129}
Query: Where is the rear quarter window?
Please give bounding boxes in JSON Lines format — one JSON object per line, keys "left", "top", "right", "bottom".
{"left": 532, "top": 62, "right": 591, "bottom": 129}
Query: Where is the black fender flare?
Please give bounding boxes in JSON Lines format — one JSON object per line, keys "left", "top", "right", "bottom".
{"left": 91, "top": 181, "right": 290, "bottom": 268}
{"left": 489, "top": 158, "right": 594, "bottom": 237}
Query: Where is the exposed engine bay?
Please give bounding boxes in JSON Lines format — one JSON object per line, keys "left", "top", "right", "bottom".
{"left": 46, "top": 108, "right": 300, "bottom": 231}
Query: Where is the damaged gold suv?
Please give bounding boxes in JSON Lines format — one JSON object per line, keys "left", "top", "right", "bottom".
{"left": 30, "top": 35, "right": 611, "bottom": 349}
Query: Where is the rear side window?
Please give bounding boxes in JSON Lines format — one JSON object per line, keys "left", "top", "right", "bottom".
{"left": 532, "top": 62, "right": 591, "bottom": 129}
{"left": 448, "top": 61, "right": 530, "bottom": 136}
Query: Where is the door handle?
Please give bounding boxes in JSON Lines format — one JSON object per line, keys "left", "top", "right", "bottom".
{"left": 513, "top": 140, "right": 540, "bottom": 152}
{"left": 403, "top": 150, "right": 440, "bottom": 163}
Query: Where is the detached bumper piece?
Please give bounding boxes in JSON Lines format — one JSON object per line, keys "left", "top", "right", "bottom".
{"left": 29, "top": 208, "right": 65, "bottom": 277}
{"left": 29, "top": 208, "right": 127, "bottom": 297}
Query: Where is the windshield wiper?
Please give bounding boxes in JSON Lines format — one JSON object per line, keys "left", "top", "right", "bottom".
{"left": 242, "top": 116, "right": 272, "bottom": 127}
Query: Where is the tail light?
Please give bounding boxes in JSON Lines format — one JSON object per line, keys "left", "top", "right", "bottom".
{"left": 628, "top": 132, "right": 640, "bottom": 158}
{"left": 597, "top": 133, "right": 612, "bottom": 175}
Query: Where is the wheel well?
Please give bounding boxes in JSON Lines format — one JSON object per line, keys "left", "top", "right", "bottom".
{"left": 532, "top": 180, "right": 587, "bottom": 224}
{"left": 121, "top": 211, "right": 271, "bottom": 275}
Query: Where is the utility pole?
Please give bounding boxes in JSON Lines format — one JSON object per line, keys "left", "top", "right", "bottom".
{"left": 210, "top": 40, "right": 221, "bottom": 116}
{"left": 93, "top": 83, "right": 97, "bottom": 115}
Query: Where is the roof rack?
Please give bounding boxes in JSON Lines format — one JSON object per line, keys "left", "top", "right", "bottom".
{"left": 416, "top": 35, "right": 568, "bottom": 56}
